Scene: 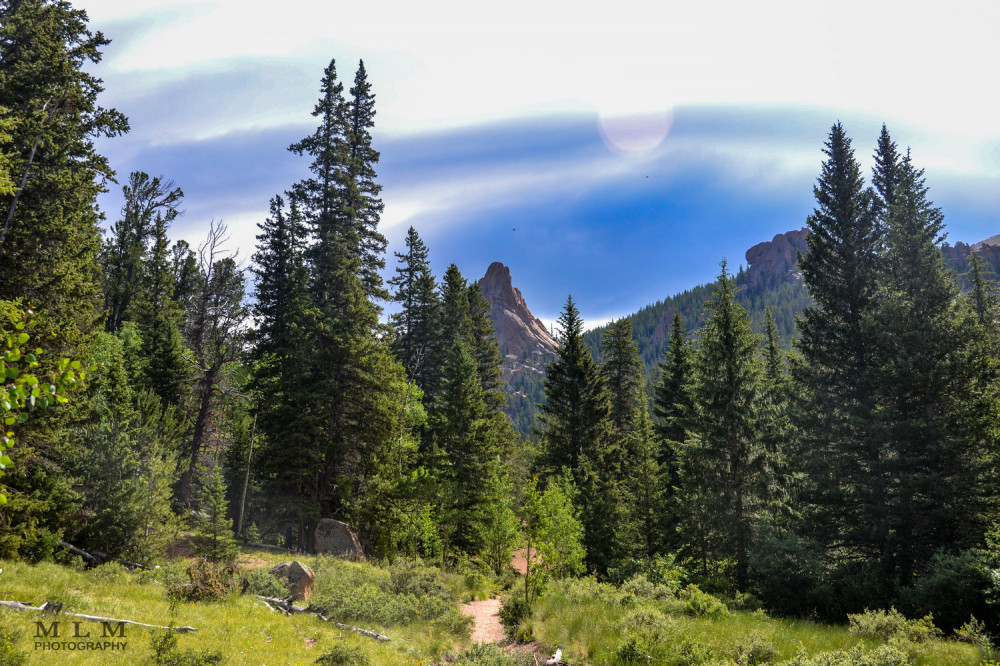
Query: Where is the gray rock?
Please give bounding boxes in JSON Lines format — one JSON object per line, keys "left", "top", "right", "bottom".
{"left": 269, "top": 560, "right": 316, "bottom": 601}
{"left": 314, "top": 518, "right": 365, "bottom": 559}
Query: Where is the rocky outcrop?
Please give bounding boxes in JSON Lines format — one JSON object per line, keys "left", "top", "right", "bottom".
{"left": 314, "top": 519, "right": 364, "bottom": 559}
{"left": 744, "top": 228, "right": 809, "bottom": 290}
{"left": 478, "top": 262, "right": 557, "bottom": 383}
{"left": 269, "top": 560, "right": 316, "bottom": 601}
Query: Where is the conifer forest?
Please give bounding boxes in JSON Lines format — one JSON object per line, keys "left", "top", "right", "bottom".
{"left": 0, "top": 2, "right": 998, "bottom": 664}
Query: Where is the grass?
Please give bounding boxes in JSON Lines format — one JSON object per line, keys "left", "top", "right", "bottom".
{"left": 0, "top": 548, "right": 474, "bottom": 665}
{"left": 522, "top": 577, "right": 990, "bottom": 666}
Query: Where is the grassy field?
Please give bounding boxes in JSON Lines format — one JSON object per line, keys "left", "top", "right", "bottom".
{"left": 519, "top": 577, "right": 993, "bottom": 666}
{"left": 0, "top": 548, "right": 479, "bottom": 665}
{"left": 0, "top": 549, "right": 993, "bottom": 665}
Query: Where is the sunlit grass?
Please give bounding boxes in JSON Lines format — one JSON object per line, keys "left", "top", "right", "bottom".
{"left": 526, "top": 578, "right": 987, "bottom": 666}
{"left": 0, "top": 551, "right": 471, "bottom": 665}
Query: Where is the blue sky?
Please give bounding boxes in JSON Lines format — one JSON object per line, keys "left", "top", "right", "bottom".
{"left": 82, "top": 0, "right": 1000, "bottom": 328}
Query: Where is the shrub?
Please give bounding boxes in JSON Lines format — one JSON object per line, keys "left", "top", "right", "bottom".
{"left": 242, "top": 568, "right": 288, "bottom": 598}
{"left": 618, "top": 604, "right": 672, "bottom": 635}
{"left": 314, "top": 643, "right": 369, "bottom": 665}
{"left": 729, "top": 633, "right": 779, "bottom": 666}
{"left": 149, "top": 629, "right": 225, "bottom": 665}
{"left": 621, "top": 574, "right": 675, "bottom": 601}
{"left": 679, "top": 584, "right": 730, "bottom": 618}
{"left": 607, "top": 554, "right": 687, "bottom": 592}
{"left": 782, "top": 642, "right": 914, "bottom": 666}
{"left": 747, "top": 532, "right": 825, "bottom": 618}
{"left": 90, "top": 561, "right": 134, "bottom": 583}
{"left": 847, "top": 608, "right": 940, "bottom": 643}
{"left": 954, "top": 617, "right": 993, "bottom": 651}
{"left": 498, "top": 592, "right": 530, "bottom": 638}
{"left": 669, "top": 639, "right": 715, "bottom": 666}
{"left": 898, "top": 549, "right": 994, "bottom": 634}
{"left": 386, "top": 559, "right": 451, "bottom": 601}
{"left": 168, "top": 559, "right": 238, "bottom": 602}
{"left": 0, "top": 627, "right": 26, "bottom": 666}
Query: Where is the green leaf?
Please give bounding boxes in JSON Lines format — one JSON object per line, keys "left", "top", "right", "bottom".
{"left": 0, "top": 494, "right": 7, "bottom": 506}
{"left": 17, "top": 413, "right": 27, "bottom": 423}
{"left": 2, "top": 417, "right": 12, "bottom": 426}
{"left": 70, "top": 360, "right": 81, "bottom": 370}
{"left": 16, "top": 333, "right": 28, "bottom": 345}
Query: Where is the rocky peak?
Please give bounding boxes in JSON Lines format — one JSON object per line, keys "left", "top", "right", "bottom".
{"left": 478, "top": 262, "right": 557, "bottom": 382}
{"left": 744, "top": 228, "right": 809, "bottom": 290}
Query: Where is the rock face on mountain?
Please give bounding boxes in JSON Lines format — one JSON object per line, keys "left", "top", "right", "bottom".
{"left": 744, "top": 228, "right": 809, "bottom": 290}
{"left": 478, "top": 262, "right": 557, "bottom": 383}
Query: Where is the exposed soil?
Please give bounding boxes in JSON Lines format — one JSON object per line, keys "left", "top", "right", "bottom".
{"left": 510, "top": 548, "right": 537, "bottom": 575}
{"left": 460, "top": 597, "right": 504, "bottom": 643}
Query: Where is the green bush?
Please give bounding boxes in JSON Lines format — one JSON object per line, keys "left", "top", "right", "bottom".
{"left": 954, "top": 617, "right": 993, "bottom": 651}
{"left": 668, "top": 639, "right": 715, "bottom": 666}
{"left": 729, "top": 633, "right": 779, "bottom": 665}
{"left": 0, "top": 626, "right": 26, "bottom": 666}
{"left": 898, "top": 549, "right": 994, "bottom": 634}
{"left": 386, "top": 559, "right": 451, "bottom": 601}
{"left": 621, "top": 573, "right": 675, "bottom": 601}
{"left": 618, "top": 604, "right": 673, "bottom": 635}
{"left": 847, "top": 608, "right": 940, "bottom": 643}
{"left": 90, "top": 561, "right": 134, "bottom": 583}
{"left": 607, "top": 554, "right": 687, "bottom": 591}
{"left": 747, "top": 531, "right": 825, "bottom": 618}
{"left": 679, "top": 584, "right": 730, "bottom": 618}
{"left": 782, "top": 642, "right": 914, "bottom": 666}
{"left": 498, "top": 592, "right": 530, "bottom": 638}
{"left": 314, "top": 643, "right": 369, "bottom": 665}
{"left": 242, "top": 568, "right": 288, "bottom": 598}
{"left": 167, "top": 560, "right": 238, "bottom": 602}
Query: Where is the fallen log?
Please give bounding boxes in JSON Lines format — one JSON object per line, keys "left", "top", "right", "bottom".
{"left": 243, "top": 541, "right": 294, "bottom": 553}
{"left": 0, "top": 600, "right": 196, "bottom": 632}
{"left": 57, "top": 541, "right": 151, "bottom": 571}
{"left": 254, "top": 596, "right": 389, "bottom": 642}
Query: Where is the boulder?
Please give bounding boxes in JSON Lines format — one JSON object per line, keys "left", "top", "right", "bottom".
{"left": 314, "top": 518, "right": 365, "bottom": 559}
{"left": 269, "top": 560, "right": 316, "bottom": 601}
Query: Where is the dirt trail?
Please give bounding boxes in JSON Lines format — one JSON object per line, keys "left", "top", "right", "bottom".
{"left": 460, "top": 597, "right": 504, "bottom": 643}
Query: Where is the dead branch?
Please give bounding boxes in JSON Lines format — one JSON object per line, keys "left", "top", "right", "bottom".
{"left": 0, "top": 600, "right": 196, "bottom": 632}
{"left": 254, "top": 596, "right": 389, "bottom": 642}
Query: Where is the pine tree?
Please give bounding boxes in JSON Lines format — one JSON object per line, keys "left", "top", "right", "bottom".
{"left": 679, "top": 263, "right": 772, "bottom": 592}
{"left": 135, "top": 213, "right": 189, "bottom": 406}
{"left": 278, "top": 60, "right": 408, "bottom": 550}
{"left": 600, "top": 318, "right": 644, "bottom": 438}
{"left": 872, "top": 123, "right": 901, "bottom": 233}
{"left": 432, "top": 340, "right": 503, "bottom": 557}
{"left": 388, "top": 227, "right": 441, "bottom": 393}
{"left": 0, "top": 0, "right": 128, "bottom": 356}
{"left": 654, "top": 314, "right": 694, "bottom": 447}
{"left": 192, "top": 464, "right": 239, "bottom": 564}
{"left": 536, "top": 296, "right": 618, "bottom": 573}
{"left": 346, "top": 60, "right": 388, "bottom": 303}
{"left": 536, "top": 296, "right": 612, "bottom": 477}
{"left": 967, "top": 252, "right": 999, "bottom": 336}
{"left": 467, "top": 283, "right": 507, "bottom": 413}
{"left": 870, "top": 152, "right": 998, "bottom": 578}
{"left": 793, "top": 123, "right": 885, "bottom": 563}
{"left": 102, "top": 172, "right": 183, "bottom": 334}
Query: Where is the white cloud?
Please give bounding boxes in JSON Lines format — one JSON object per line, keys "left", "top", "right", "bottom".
{"left": 80, "top": 0, "right": 1000, "bottom": 152}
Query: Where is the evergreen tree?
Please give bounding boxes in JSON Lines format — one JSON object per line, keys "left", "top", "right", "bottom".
{"left": 192, "top": 464, "right": 239, "bottom": 564}
{"left": 536, "top": 296, "right": 612, "bottom": 477}
{"left": 432, "top": 341, "right": 504, "bottom": 558}
{"left": 278, "top": 60, "right": 408, "bottom": 550}
{"left": 0, "top": 0, "right": 128, "bottom": 355}
{"left": 346, "top": 60, "right": 388, "bottom": 303}
{"left": 871, "top": 123, "right": 901, "bottom": 233}
{"left": 600, "top": 318, "right": 644, "bottom": 438}
{"left": 467, "top": 282, "right": 507, "bottom": 413}
{"left": 793, "top": 123, "right": 886, "bottom": 563}
{"left": 135, "top": 213, "right": 189, "bottom": 406}
{"left": 679, "top": 263, "right": 772, "bottom": 592}
{"left": 654, "top": 314, "right": 694, "bottom": 447}
{"left": 388, "top": 227, "right": 441, "bottom": 393}
{"left": 102, "top": 172, "right": 183, "bottom": 334}
{"left": 536, "top": 296, "right": 618, "bottom": 573}
{"left": 870, "top": 153, "right": 998, "bottom": 578}
{"left": 967, "top": 252, "right": 999, "bottom": 336}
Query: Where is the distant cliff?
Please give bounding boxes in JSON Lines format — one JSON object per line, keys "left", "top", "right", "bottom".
{"left": 477, "top": 262, "right": 557, "bottom": 435}
{"left": 743, "top": 228, "right": 809, "bottom": 291}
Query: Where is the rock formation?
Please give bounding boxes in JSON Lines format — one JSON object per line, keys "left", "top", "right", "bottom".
{"left": 269, "top": 560, "right": 316, "bottom": 601}
{"left": 478, "top": 262, "right": 557, "bottom": 383}
{"left": 314, "top": 518, "right": 364, "bottom": 559}
{"left": 744, "top": 228, "right": 809, "bottom": 290}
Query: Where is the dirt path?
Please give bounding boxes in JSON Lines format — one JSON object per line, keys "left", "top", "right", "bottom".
{"left": 460, "top": 597, "right": 504, "bottom": 643}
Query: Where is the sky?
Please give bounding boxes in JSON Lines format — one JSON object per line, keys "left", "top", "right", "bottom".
{"left": 80, "top": 0, "right": 1000, "bottom": 329}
